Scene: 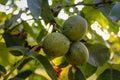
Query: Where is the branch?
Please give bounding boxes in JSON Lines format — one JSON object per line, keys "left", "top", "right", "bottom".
{"left": 4, "top": 56, "right": 27, "bottom": 80}
{"left": 51, "top": 0, "right": 114, "bottom": 18}
{"left": 63, "top": 0, "right": 114, "bottom": 8}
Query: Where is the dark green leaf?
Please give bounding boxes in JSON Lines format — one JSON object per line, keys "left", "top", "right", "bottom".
{"left": 4, "top": 13, "right": 21, "bottom": 29}
{"left": 27, "top": 0, "right": 42, "bottom": 19}
{"left": 0, "top": 65, "right": 6, "bottom": 74}
{"left": 2, "top": 32, "right": 24, "bottom": 47}
{"left": 110, "top": 2, "right": 120, "bottom": 22}
{"left": 2, "top": 32, "right": 25, "bottom": 56}
{"left": 86, "top": 43, "right": 110, "bottom": 66}
{"left": 94, "top": 0, "right": 102, "bottom": 3}
{"left": 97, "top": 69, "right": 120, "bottom": 80}
{"left": 11, "top": 46, "right": 29, "bottom": 56}
{"left": 58, "top": 60, "right": 69, "bottom": 68}
{"left": 33, "top": 53, "right": 57, "bottom": 80}
{"left": 15, "top": 70, "right": 32, "bottom": 79}
{"left": 79, "top": 63, "right": 97, "bottom": 78}
{"left": 68, "top": 67, "right": 86, "bottom": 80}
{"left": 99, "top": 6, "right": 113, "bottom": 19}
{"left": 9, "top": 51, "right": 23, "bottom": 56}
{"left": 0, "top": 0, "right": 8, "bottom": 5}
{"left": 41, "top": 0, "right": 55, "bottom": 24}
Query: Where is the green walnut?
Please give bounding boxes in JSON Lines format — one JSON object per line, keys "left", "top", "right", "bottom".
{"left": 42, "top": 32, "right": 70, "bottom": 57}
{"left": 62, "top": 15, "right": 88, "bottom": 41}
{"left": 65, "top": 42, "right": 89, "bottom": 66}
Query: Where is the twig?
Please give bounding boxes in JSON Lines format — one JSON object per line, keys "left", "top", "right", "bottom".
{"left": 52, "top": 0, "right": 114, "bottom": 11}
{"left": 52, "top": 23, "right": 62, "bottom": 33}
{"left": 4, "top": 56, "right": 27, "bottom": 80}
{"left": 63, "top": 0, "right": 113, "bottom": 8}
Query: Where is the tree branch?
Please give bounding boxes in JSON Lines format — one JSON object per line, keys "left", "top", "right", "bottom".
{"left": 51, "top": 0, "right": 114, "bottom": 18}
{"left": 63, "top": 0, "right": 114, "bottom": 8}
{"left": 4, "top": 56, "right": 28, "bottom": 80}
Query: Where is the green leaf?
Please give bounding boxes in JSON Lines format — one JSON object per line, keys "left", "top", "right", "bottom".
{"left": 0, "top": 12, "right": 7, "bottom": 24}
{"left": 84, "top": 0, "right": 93, "bottom": 3}
{"left": 83, "top": 3, "right": 119, "bottom": 33}
{"left": 10, "top": 46, "right": 29, "bottom": 56}
{"left": 83, "top": 6, "right": 108, "bottom": 28}
{"left": 15, "top": 70, "right": 32, "bottom": 79}
{"left": 108, "top": 22, "right": 119, "bottom": 34}
{"left": 35, "top": 19, "right": 45, "bottom": 30}
{"left": 0, "top": 0, "right": 8, "bottom": 5}
{"left": 41, "top": 0, "right": 55, "bottom": 24}
{"left": 35, "top": 19, "right": 48, "bottom": 43}
{"left": 36, "top": 29, "right": 47, "bottom": 43}
{"left": 52, "top": 56, "right": 69, "bottom": 68}
{"left": 79, "top": 63, "right": 97, "bottom": 78}
{"left": 0, "top": 42, "right": 14, "bottom": 66}
{"left": 4, "top": 13, "right": 21, "bottom": 29}
{"left": 0, "top": 64, "right": 6, "bottom": 74}
{"left": 68, "top": 67, "right": 86, "bottom": 80}
{"left": 33, "top": 53, "right": 57, "bottom": 80}
{"left": 110, "top": 2, "right": 120, "bottom": 22}
{"left": 55, "top": 18, "right": 64, "bottom": 27}
{"left": 29, "top": 74, "right": 48, "bottom": 80}
{"left": 22, "top": 21, "right": 37, "bottom": 39}
{"left": 92, "top": 32, "right": 105, "bottom": 44}
{"left": 86, "top": 43, "right": 110, "bottom": 66}
{"left": 112, "top": 64, "right": 120, "bottom": 71}
{"left": 27, "top": 0, "right": 42, "bottom": 19}
{"left": 97, "top": 69, "right": 120, "bottom": 80}
{"left": 17, "top": 57, "right": 33, "bottom": 70}
{"left": 95, "top": 63, "right": 109, "bottom": 77}
{"left": 97, "top": 3, "right": 120, "bottom": 33}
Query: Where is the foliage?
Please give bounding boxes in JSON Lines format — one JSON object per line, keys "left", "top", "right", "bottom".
{"left": 0, "top": 0, "right": 120, "bottom": 80}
